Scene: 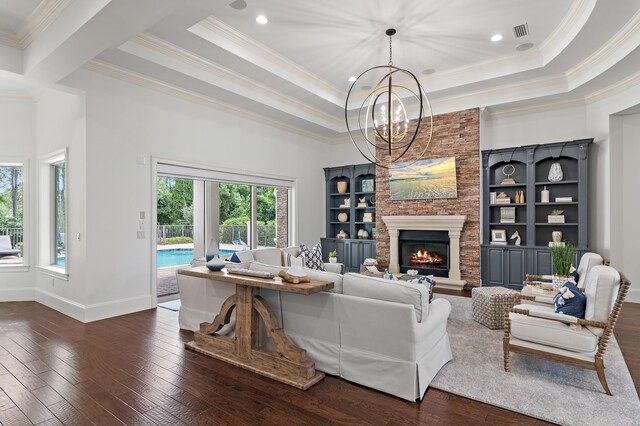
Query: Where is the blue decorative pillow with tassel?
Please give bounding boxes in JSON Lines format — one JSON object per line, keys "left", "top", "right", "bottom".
{"left": 553, "top": 281, "right": 586, "bottom": 319}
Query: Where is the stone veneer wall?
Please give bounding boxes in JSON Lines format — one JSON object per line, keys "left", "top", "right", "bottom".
{"left": 375, "top": 108, "right": 481, "bottom": 287}
{"left": 276, "top": 187, "right": 288, "bottom": 248}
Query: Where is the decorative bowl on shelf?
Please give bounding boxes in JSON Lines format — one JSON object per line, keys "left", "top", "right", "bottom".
{"left": 338, "top": 212, "right": 348, "bottom": 222}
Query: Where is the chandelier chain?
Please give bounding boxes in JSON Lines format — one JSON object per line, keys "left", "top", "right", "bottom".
{"left": 388, "top": 34, "right": 393, "bottom": 66}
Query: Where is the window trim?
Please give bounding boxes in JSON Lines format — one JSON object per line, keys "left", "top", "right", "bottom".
{"left": 0, "top": 158, "right": 29, "bottom": 271}
{"left": 40, "top": 149, "right": 68, "bottom": 276}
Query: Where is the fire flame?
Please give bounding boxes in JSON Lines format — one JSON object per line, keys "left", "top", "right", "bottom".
{"left": 410, "top": 250, "right": 443, "bottom": 266}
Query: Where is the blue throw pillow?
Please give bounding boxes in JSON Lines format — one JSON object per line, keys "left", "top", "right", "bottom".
{"left": 553, "top": 281, "right": 586, "bottom": 319}
{"left": 570, "top": 270, "right": 579, "bottom": 284}
{"left": 228, "top": 252, "right": 242, "bottom": 263}
{"left": 417, "top": 275, "right": 434, "bottom": 294}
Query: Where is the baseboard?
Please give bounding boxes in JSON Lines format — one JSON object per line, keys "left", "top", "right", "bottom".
{"left": 35, "top": 289, "right": 154, "bottom": 322}
{"left": 626, "top": 287, "right": 640, "bottom": 304}
{"left": 35, "top": 288, "right": 86, "bottom": 321}
{"left": 0, "top": 287, "right": 35, "bottom": 301}
{"left": 84, "top": 295, "right": 153, "bottom": 322}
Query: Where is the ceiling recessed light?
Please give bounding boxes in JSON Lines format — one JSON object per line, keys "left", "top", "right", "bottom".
{"left": 348, "top": 76, "right": 357, "bottom": 82}
{"left": 256, "top": 15, "right": 268, "bottom": 25}
{"left": 361, "top": 85, "right": 372, "bottom": 90}
{"left": 421, "top": 68, "right": 436, "bottom": 75}
{"left": 491, "top": 33, "right": 503, "bottom": 42}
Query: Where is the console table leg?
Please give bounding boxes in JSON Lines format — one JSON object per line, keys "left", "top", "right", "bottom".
{"left": 235, "top": 285, "right": 259, "bottom": 359}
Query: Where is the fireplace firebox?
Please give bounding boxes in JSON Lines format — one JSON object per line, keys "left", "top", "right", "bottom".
{"left": 399, "top": 230, "right": 450, "bottom": 277}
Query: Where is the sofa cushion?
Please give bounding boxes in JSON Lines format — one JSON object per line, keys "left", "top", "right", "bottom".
{"left": 342, "top": 273, "right": 430, "bottom": 322}
{"left": 249, "top": 262, "right": 343, "bottom": 293}
{"left": 510, "top": 304, "right": 598, "bottom": 353}
{"left": 252, "top": 247, "right": 284, "bottom": 266}
{"left": 233, "top": 250, "right": 255, "bottom": 263}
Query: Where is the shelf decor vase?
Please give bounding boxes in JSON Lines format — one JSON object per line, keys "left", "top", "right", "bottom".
{"left": 337, "top": 181, "right": 348, "bottom": 194}
{"left": 548, "top": 163, "right": 563, "bottom": 182}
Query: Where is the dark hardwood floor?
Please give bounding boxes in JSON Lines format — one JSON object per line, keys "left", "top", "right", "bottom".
{"left": 0, "top": 294, "right": 637, "bottom": 425}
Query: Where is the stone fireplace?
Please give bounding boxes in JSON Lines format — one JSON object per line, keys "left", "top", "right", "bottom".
{"left": 382, "top": 215, "right": 467, "bottom": 290}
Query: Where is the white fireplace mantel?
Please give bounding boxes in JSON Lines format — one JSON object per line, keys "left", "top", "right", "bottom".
{"left": 382, "top": 215, "right": 467, "bottom": 290}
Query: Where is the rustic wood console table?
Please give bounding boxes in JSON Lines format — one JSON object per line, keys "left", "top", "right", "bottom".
{"left": 178, "top": 266, "right": 333, "bottom": 389}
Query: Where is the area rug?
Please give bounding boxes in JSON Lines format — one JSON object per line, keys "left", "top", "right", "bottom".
{"left": 157, "top": 299, "right": 181, "bottom": 311}
{"left": 430, "top": 295, "right": 640, "bottom": 426}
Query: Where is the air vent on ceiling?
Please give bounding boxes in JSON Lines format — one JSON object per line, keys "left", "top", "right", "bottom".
{"left": 513, "top": 23, "right": 529, "bottom": 38}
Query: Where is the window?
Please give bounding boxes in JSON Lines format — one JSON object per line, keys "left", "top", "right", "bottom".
{"left": 40, "top": 149, "right": 67, "bottom": 276}
{"left": 53, "top": 162, "right": 66, "bottom": 267}
{"left": 0, "top": 163, "right": 24, "bottom": 266}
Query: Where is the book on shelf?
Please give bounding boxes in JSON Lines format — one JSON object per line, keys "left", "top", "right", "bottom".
{"left": 490, "top": 192, "right": 497, "bottom": 204}
{"left": 500, "top": 207, "right": 516, "bottom": 223}
{"left": 490, "top": 241, "right": 508, "bottom": 245}
{"left": 495, "top": 197, "right": 511, "bottom": 204}
{"left": 549, "top": 241, "right": 566, "bottom": 247}
{"left": 555, "top": 197, "right": 573, "bottom": 203}
{"left": 548, "top": 215, "right": 565, "bottom": 223}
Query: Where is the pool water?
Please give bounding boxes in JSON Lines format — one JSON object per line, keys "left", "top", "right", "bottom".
{"left": 157, "top": 248, "right": 234, "bottom": 268}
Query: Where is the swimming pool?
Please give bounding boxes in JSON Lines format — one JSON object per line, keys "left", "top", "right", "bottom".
{"left": 157, "top": 248, "right": 234, "bottom": 268}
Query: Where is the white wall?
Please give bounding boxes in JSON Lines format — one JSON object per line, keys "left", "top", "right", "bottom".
{"left": 59, "top": 68, "right": 328, "bottom": 319}
{"left": 33, "top": 88, "right": 87, "bottom": 317}
{"left": 611, "top": 113, "right": 640, "bottom": 302}
{"left": 0, "top": 97, "right": 36, "bottom": 300}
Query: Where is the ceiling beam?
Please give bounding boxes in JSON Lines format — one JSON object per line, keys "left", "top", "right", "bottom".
{"left": 23, "top": 0, "right": 185, "bottom": 83}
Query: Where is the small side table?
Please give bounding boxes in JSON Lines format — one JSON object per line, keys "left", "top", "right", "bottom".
{"left": 472, "top": 287, "right": 519, "bottom": 329}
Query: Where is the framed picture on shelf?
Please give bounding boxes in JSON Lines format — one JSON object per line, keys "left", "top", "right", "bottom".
{"left": 491, "top": 229, "right": 507, "bottom": 244}
{"left": 362, "top": 179, "right": 374, "bottom": 192}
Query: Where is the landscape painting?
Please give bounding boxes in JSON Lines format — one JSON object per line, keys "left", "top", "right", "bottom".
{"left": 389, "top": 157, "right": 458, "bottom": 200}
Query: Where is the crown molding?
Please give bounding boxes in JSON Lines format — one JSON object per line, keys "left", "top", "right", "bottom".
{"left": 0, "top": 30, "right": 20, "bottom": 48}
{"left": 84, "top": 60, "right": 337, "bottom": 145}
{"left": 584, "top": 69, "right": 640, "bottom": 104}
{"left": 16, "top": 0, "right": 73, "bottom": 49}
{"left": 0, "top": 90, "right": 35, "bottom": 100}
{"left": 126, "top": 33, "right": 343, "bottom": 131}
{"left": 539, "top": 0, "right": 596, "bottom": 62}
{"left": 483, "top": 67, "right": 640, "bottom": 119}
{"left": 485, "top": 98, "right": 586, "bottom": 120}
{"left": 565, "top": 9, "right": 640, "bottom": 89}
{"left": 406, "top": 0, "right": 594, "bottom": 95}
{"left": 192, "top": 17, "right": 345, "bottom": 106}
{"left": 0, "top": 0, "right": 72, "bottom": 50}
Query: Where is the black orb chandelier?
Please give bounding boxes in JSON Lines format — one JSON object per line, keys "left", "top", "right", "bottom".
{"left": 345, "top": 28, "right": 433, "bottom": 168}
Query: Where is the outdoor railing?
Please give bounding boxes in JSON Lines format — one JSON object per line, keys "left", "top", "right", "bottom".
{"left": 157, "top": 225, "right": 194, "bottom": 244}
{"left": 157, "top": 224, "right": 276, "bottom": 247}
{"left": 0, "top": 228, "right": 23, "bottom": 247}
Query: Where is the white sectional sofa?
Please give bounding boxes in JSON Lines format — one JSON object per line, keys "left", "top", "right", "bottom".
{"left": 176, "top": 246, "right": 452, "bottom": 401}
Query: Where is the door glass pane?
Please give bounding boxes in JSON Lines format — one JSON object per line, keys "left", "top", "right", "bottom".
{"left": 156, "top": 176, "right": 195, "bottom": 298}
{"left": 219, "top": 183, "right": 251, "bottom": 252}
{"left": 0, "top": 164, "right": 23, "bottom": 266}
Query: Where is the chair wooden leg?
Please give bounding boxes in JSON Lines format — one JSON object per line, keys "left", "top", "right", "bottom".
{"left": 595, "top": 357, "right": 612, "bottom": 395}
{"left": 503, "top": 309, "right": 511, "bottom": 372}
